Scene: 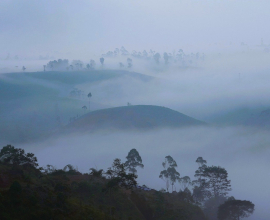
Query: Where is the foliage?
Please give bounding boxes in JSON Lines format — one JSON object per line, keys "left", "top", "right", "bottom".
{"left": 159, "top": 155, "right": 180, "bottom": 192}
{"left": 218, "top": 199, "right": 255, "bottom": 220}
{"left": 106, "top": 158, "right": 137, "bottom": 190}
{"left": 179, "top": 176, "right": 192, "bottom": 191}
{"left": 202, "top": 166, "right": 231, "bottom": 198}
{"left": 89, "top": 168, "right": 103, "bottom": 178}
{"left": 125, "top": 148, "right": 144, "bottom": 174}
{"left": 0, "top": 145, "right": 38, "bottom": 168}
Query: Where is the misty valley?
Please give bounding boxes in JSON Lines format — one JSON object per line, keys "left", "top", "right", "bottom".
{"left": 1, "top": 47, "right": 270, "bottom": 220}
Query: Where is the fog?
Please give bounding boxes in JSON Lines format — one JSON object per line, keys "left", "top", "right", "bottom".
{"left": 1, "top": 0, "right": 270, "bottom": 58}
{"left": 19, "top": 126, "right": 270, "bottom": 220}
{"left": 1, "top": 0, "right": 270, "bottom": 219}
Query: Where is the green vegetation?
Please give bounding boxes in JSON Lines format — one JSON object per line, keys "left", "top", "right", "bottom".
{"left": 65, "top": 105, "right": 206, "bottom": 134}
{"left": 0, "top": 145, "right": 255, "bottom": 220}
{"left": 0, "top": 145, "right": 207, "bottom": 220}
{"left": 218, "top": 198, "right": 255, "bottom": 220}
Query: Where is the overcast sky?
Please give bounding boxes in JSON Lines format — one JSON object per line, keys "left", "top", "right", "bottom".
{"left": 1, "top": 0, "right": 270, "bottom": 58}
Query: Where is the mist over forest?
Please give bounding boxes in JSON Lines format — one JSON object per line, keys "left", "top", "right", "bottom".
{"left": 1, "top": 1, "right": 270, "bottom": 220}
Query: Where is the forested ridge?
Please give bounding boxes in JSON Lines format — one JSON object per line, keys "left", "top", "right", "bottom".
{"left": 0, "top": 145, "right": 254, "bottom": 220}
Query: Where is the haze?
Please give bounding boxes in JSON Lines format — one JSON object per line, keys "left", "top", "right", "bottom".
{"left": 1, "top": 1, "right": 270, "bottom": 220}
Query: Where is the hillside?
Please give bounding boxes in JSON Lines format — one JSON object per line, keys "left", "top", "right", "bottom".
{"left": 0, "top": 70, "right": 153, "bottom": 144}
{"left": 64, "top": 105, "right": 206, "bottom": 133}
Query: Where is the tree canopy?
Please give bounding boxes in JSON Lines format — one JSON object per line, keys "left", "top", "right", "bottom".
{"left": 218, "top": 199, "right": 255, "bottom": 220}
{"left": 159, "top": 155, "right": 180, "bottom": 192}
{"left": 0, "top": 145, "right": 38, "bottom": 168}
{"left": 125, "top": 148, "right": 144, "bottom": 174}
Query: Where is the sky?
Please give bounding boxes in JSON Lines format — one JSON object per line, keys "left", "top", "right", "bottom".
{"left": 1, "top": 0, "right": 270, "bottom": 59}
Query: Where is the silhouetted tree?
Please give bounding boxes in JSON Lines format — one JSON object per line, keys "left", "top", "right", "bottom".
{"left": 43, "top": 65, "right": 46, "bottom": 71}
{"left": 90, "top": 59, "right": 96, "bottom": 69}
{"left": 22, "top": 66, "right": 26, "bottom": 72}
{"left": 87, "top": 92, "right": 92, "bottom": 111}
{"left": 82, "top": 105, "right": 87, "bottom": 113}
{"left": 163, "top": 52, "right": 169, "bottom": 64}
{"left": 100, "top": 57, "right": 104, "bottom": 66}
{"left": 192, "top": 157, "right": 210, "bottom": 204}
{"left": 153, "top": 53, "right": 161, "bottom": 64}
{"left": 89, "top": 168, "right": 103, "bottom": 178}
{"left": 0, "top": 145, "right": 38, "bottom": 168}
{"left": 202, "top": 166, "right": 231, "bottom": 198}
{"left": 119, "top": 62, "right": 124, "bottom": 68}
{"left": 218, "top": 199, "right": 255, "bottom": 220}
{"left": 179, "top": 176, "right": 192, "bottom": 191}
{"left": 125, "top": 149, "right": 144, "bottom": 174}
{"left": 127, "top": 58, "right": 132, "bottom": 68}
{"left": 105, "top": 158, "right": 137, "bottom": 190}
{"left": 159, "top": 155, "right": 180, "bottom": 192}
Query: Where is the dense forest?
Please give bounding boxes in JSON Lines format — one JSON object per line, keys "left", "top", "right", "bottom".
{"left": 0, "top": 145, "right": 254, "bottom": 220}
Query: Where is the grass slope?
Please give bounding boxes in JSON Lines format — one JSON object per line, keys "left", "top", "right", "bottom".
{"left": 65, "top": 105, "right": 206, "bottom": 133}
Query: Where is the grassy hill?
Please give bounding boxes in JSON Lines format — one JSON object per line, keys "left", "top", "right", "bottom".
{"left": 0, "top": 70, "right": 153, "bottom": 144}
{"left": 64, "top": 105, "right": 206, "bottom": 133}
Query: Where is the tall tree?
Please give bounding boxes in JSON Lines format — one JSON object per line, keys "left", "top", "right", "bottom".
{"left": 82, "top": 105, "right": 87, "bottom": 113}
{"left": 202, "top": 166, "right": 231, "bottom": 199}
{"left": 87, "top": 92, "right": 92, "bottom": 111}
{"left": 124, "top": 149, "right": 144, "bottom": 174}
{"left": 105, "top": 158, "right": 137, "bottom": 190}
{"left": 218, "top": 199, "right": 255, "bottom": 220}
{"left": 163, "top": 52, "right": 169, "bottom": 64}
{"left": 159, "top": 155, "right": 180, "bottom": 192}
{"left": 179, "top": 176, "right": 192, "bottom": 191}
{"left": 153, "top": 53, "right": 161, "bottom": 64}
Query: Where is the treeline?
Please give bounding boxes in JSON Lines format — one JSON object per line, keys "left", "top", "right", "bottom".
{"left": 0, "top": 145, "right": 254, "bottom": 220}
{"left": 42, "top": 46, "right": 205, "bottom": 72}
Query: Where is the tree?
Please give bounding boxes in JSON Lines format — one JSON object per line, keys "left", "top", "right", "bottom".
{"left": 127, "top": 58, "right": 132, "bottom": 68}
{"left": 163, "top": 52, "right": 169, "bottom": 64}
{"left": 159, "top": 155, "right": 180, "bottom": 192}
{"left": 202, "top": 166, "right": 231, "bottom": 198}
{"left": 87, "top": 92, "right": 92, "bottom": 111}
{"left": 193, "top": 156, "right": 207, "bottom": 187}
{"left": 179, "top": 176, "right": 192, "bottom": 191}
{"left": 82, "top": 105, "right": 87, "bottom": 113}
{"left": 0, "top": 145, "right": 38, "bottom": 168}
{"left": 100, "top": 57, "right": 104, "bottom": 66}
{"left": 105, "top": 158, "right": 137, "bottom": 190}
{"left": 124, "top": 149, "right": 144, "bottom": 174}
{"left": 192, "top": 157, "right": 209, "bottom": 203}
{"left": 22, "top": 66, "right": 26, "bottom": 72}
{"left": 86, "top": 64, "right": 90, "bottom": 69}
{"left": 218, "top": 199, "right": 255, "bottom": 220}
{"left": 43, "top": 65, "right": 46, "bottom": 71}
{"left": 153, "top": 53, "right": 161, "bottom": 64}
{"left": 90, "top": 59, "right": 96, "bottom": 69}
{"left": 89, "top": 168, "right": 103, "bottom": 178}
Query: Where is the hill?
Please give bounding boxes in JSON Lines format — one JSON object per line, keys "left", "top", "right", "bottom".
{"left": 64, "top": 105, "right": 206, "bottom": 133}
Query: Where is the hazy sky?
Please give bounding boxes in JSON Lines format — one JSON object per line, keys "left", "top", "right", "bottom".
{"left": 1, "top": 0, "right": 270, "bottom": 58}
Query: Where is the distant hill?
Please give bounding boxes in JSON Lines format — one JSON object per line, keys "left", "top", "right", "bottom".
{"left": 245, "top": 108, "right": 270, "bottom": 128}
{"left": 63, "top": 105, "right": 206, "bottom": 133}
